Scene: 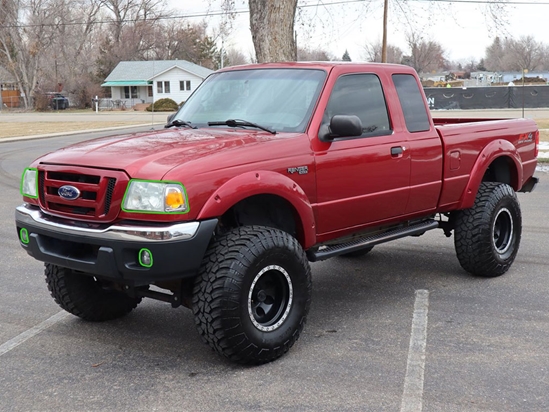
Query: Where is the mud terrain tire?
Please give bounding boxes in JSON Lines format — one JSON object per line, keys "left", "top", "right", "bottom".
{"left": 45, "top": 264, "right": 141, "bottom": 321}
{"left": 454, "top": 182, "right": 522, "bottom": 277}
{"left": 192, "top": 226, "right": 312, "bottom": 364}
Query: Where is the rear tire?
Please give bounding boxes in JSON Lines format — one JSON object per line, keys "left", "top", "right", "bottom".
{"left": 45, "top": 264, "right": 141, "bottom": 321}
{"left": 192, "top": 226, "right": 312, "bottom": 364}
{"left": 454, "top": 182, "right": 522, "bottom": 277}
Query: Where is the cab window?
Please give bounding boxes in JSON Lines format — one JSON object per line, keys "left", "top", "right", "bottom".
{"left": 324, "top": 74, "right": 391, "bottom": 137}
{"left": 392, "top": 74, "right": 431, "bottom": 132}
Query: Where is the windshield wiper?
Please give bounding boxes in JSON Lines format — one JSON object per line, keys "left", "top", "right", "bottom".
{"left": 165, "top": 119, "right": 197, "bottom": 129}
{"left": 208, "top": 119, "right": 276, "bottom": 135}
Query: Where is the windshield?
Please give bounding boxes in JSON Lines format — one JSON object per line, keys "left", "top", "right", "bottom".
{"left": 173, "top": 68, "right": 327, "bottom": 133}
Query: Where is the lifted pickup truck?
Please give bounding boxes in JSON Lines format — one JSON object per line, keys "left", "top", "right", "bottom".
{"left": 16, "top": 62, "right": 539, "bottom": 364}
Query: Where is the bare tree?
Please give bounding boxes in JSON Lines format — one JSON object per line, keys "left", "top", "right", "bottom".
{"left": 507, "top": 36, "right": 545, "bottom": 71}
{"left": 249, "top": 0, "right": 298, "bottom": 62}
{"left": 542, "top": 44, "right": 549, "bottom": 71}
{"left": 225, "top": 48, "right": 248, "bottom": 66}
{"left": 0, "top": 0, "right": 60, "bottom": 108}
{"left": 40, "top": 1, "right": 104, "bottom": 92}
{"left": 364, "top": 41, "right": 403, "bottom": 64}
{"left": 485, "top": 36, "right": 549, "bottom": 71}
{"left": 102, "top": 0, "right": 167, "bottom": 44}
{"left": 297, "top": 47, "right": 332, "bottom": 61}
{"left": 403, "top": 31, "right": 446, "bottom": 74}
{"left": 157, "top": 21, "right": 220, "bottom": 69}
{"left": 485, "top": 37, "right": 505, "bottom": 71}
{"left": 95, "top": 0, "right": 169, "bottom": 78}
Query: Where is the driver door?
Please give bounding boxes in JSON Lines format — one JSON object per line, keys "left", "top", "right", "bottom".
{"left": 315, "top": 73, "right": 411, "bottom": 236}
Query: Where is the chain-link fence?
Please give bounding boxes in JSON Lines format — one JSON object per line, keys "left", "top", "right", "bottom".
{"left": 93, "top": 98, "right": 147, "bottom": 110}
{"left": 425, "top": 85, "right": 549, "bottom": 110}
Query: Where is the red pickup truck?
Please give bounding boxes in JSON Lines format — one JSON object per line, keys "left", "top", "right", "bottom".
{"left": 15, "top": 62, "right": 539, "bottom": 364}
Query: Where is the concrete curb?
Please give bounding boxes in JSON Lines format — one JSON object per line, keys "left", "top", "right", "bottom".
{"left": 0, "top": 122, "right": 164, "bottom": 144}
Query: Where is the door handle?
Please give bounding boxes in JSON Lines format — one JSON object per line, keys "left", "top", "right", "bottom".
{"left": 391, "top": 146, "right": 405, "bottom": 156}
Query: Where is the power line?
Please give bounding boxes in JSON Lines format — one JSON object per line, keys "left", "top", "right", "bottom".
{"left": 415, "top": 0, "right": 549, "bottom": 3}
{"left": 1, "top": 0, "right": 548, "bottom": 29}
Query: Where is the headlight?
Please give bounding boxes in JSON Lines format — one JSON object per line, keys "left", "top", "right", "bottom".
{"left": 122, "top": 180, "right": 189, "bottom": 213}
{"left": 20, "top": 168, "right": 38, "bottom": 199}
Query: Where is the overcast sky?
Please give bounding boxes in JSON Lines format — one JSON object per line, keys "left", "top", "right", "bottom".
{"left": 172, "top": 0, "right": 549, "bottom": 64}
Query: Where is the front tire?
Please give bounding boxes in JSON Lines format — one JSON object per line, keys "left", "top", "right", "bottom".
{"left": 192, "top": 226, "right": 312, "bottom": 364}
{"left": 45, "top": 264, "right": 141, "bottom": 321}
{"left": 454, "top": 182, "right": 522, "bottom": 277}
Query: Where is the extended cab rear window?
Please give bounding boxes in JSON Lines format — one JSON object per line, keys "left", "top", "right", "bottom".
{"left": 324, "top": 74, "right": 391, "bottom": 137}
{"left": 392, "top": 74, "right": 431, "bottom": 133}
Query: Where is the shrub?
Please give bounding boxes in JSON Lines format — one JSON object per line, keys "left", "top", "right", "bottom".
{"left": 34, "top": 94, "right": 50, "bottom": 111}
{"left": 146, "top": 98, "right": 179, "bottom": 112}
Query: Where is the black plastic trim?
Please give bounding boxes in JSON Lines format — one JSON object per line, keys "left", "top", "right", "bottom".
{"left": 16, "top": 216, "right": 218, "bottom": 285}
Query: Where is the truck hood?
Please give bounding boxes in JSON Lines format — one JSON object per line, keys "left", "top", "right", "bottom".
{"left": 35, "top": 128, "right": 301, "bottom": 179}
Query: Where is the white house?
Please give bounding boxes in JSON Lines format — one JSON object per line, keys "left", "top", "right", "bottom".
{"left": 101, "top": 60, "right": 214, "bottom": 109}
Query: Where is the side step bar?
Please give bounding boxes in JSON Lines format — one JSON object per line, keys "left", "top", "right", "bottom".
{"left": 307, "top": 219, "right": 440, "bottom": 262}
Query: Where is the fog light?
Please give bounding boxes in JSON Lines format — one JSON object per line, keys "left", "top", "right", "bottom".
{"left": 139, "top": 248, "right": 153, "bottom": 268}
{"left": 19, "top": 228, "right": 30, "bottom": 244}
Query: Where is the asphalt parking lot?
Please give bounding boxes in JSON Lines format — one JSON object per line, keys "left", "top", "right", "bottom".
{"left": 1, "top": 126, "right": 548, "bottom": 411}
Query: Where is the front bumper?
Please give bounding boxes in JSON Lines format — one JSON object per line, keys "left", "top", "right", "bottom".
{"left": 15, "top": 204, "right": 217, "bottom": 285}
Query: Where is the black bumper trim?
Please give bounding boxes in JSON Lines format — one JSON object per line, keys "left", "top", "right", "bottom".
{"left": 16, "top": 211, "right": 218, "bottom": 285}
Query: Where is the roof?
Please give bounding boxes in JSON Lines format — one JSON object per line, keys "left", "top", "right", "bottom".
{"left": 101, "top": 80, "right": 151, "bottom": 87}
{"left": 217, "top": 61, "right": 413, "bottom": 72}
{"left": 102, "top": 60, "right": 214, "bottom": 85}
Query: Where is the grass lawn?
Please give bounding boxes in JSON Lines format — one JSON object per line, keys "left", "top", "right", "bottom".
{"left": 535, "top": 119, "right": 549, "bottom": 142}
{"left": 0, "top": 121, "right": 153, "bottom": 139}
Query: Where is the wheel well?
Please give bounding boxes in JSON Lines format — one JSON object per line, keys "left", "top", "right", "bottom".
{"left": 482, "top": 156, "right": 518, "bottom": 188}
{"left": 219, "top": 194, "right": 302, "bottom": 243}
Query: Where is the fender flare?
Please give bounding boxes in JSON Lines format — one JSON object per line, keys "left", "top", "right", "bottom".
{"left": 196, "top": 170, "right": 317, "bottom": 249}
{"left": 457, "top": 139, "right": 522, "bottom": 210}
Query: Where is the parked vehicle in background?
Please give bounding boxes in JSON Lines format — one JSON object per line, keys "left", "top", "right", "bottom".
{"left": 47, "top": 93, "right": 69, "bottom": 110}
{"left": 15, "top": 62, "right": 539, "bottom": 365}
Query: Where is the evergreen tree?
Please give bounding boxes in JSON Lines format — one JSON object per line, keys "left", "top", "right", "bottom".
{"left": 342, "top": 49, "right": 351, "bottom": 61}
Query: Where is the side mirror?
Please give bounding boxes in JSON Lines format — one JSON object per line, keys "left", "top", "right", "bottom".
{"left": 319, "top": 115, "right": 363, "bottom": 142}
{"left": 166, "top": 113, "right": 176, "bottom": 124}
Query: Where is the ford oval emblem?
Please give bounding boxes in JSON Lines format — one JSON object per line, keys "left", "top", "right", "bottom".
{"left": 58, "top": 185, "right": 80, "bottom": 200}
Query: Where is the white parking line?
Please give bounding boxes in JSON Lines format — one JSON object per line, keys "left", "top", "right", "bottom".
{"left": 400, "top": 289, "right": 430, "bottom": 412}
{"left": 0, "top": 311, "right": 70, "bottom": 357}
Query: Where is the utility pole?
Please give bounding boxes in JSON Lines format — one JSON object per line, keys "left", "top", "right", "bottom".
{"left": 220, "top": 37, "right": 224, "bottom": 69}
{"left": 522, "top": 68, "right": 528, "bottom": 118}
{"left": 381, "top": 0, "right": 388, "bottom": 63}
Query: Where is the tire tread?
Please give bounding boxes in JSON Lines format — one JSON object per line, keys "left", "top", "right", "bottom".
{"left": 454, "top": 182, "right": 522, "bottom": 277}
{"left": 192, "top": 226, "right": 312, "bottom": 364}
{"left": 45, "top": 264, "right": 141, "bottom": 321}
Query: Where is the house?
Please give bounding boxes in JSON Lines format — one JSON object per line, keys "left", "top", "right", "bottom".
{"left": 101, "top": 60, "right": 214, "bottom": 109}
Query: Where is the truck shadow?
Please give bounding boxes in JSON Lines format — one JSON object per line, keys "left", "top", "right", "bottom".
{"left": 57, "top": 234, "right": 505, "bottom": 371}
